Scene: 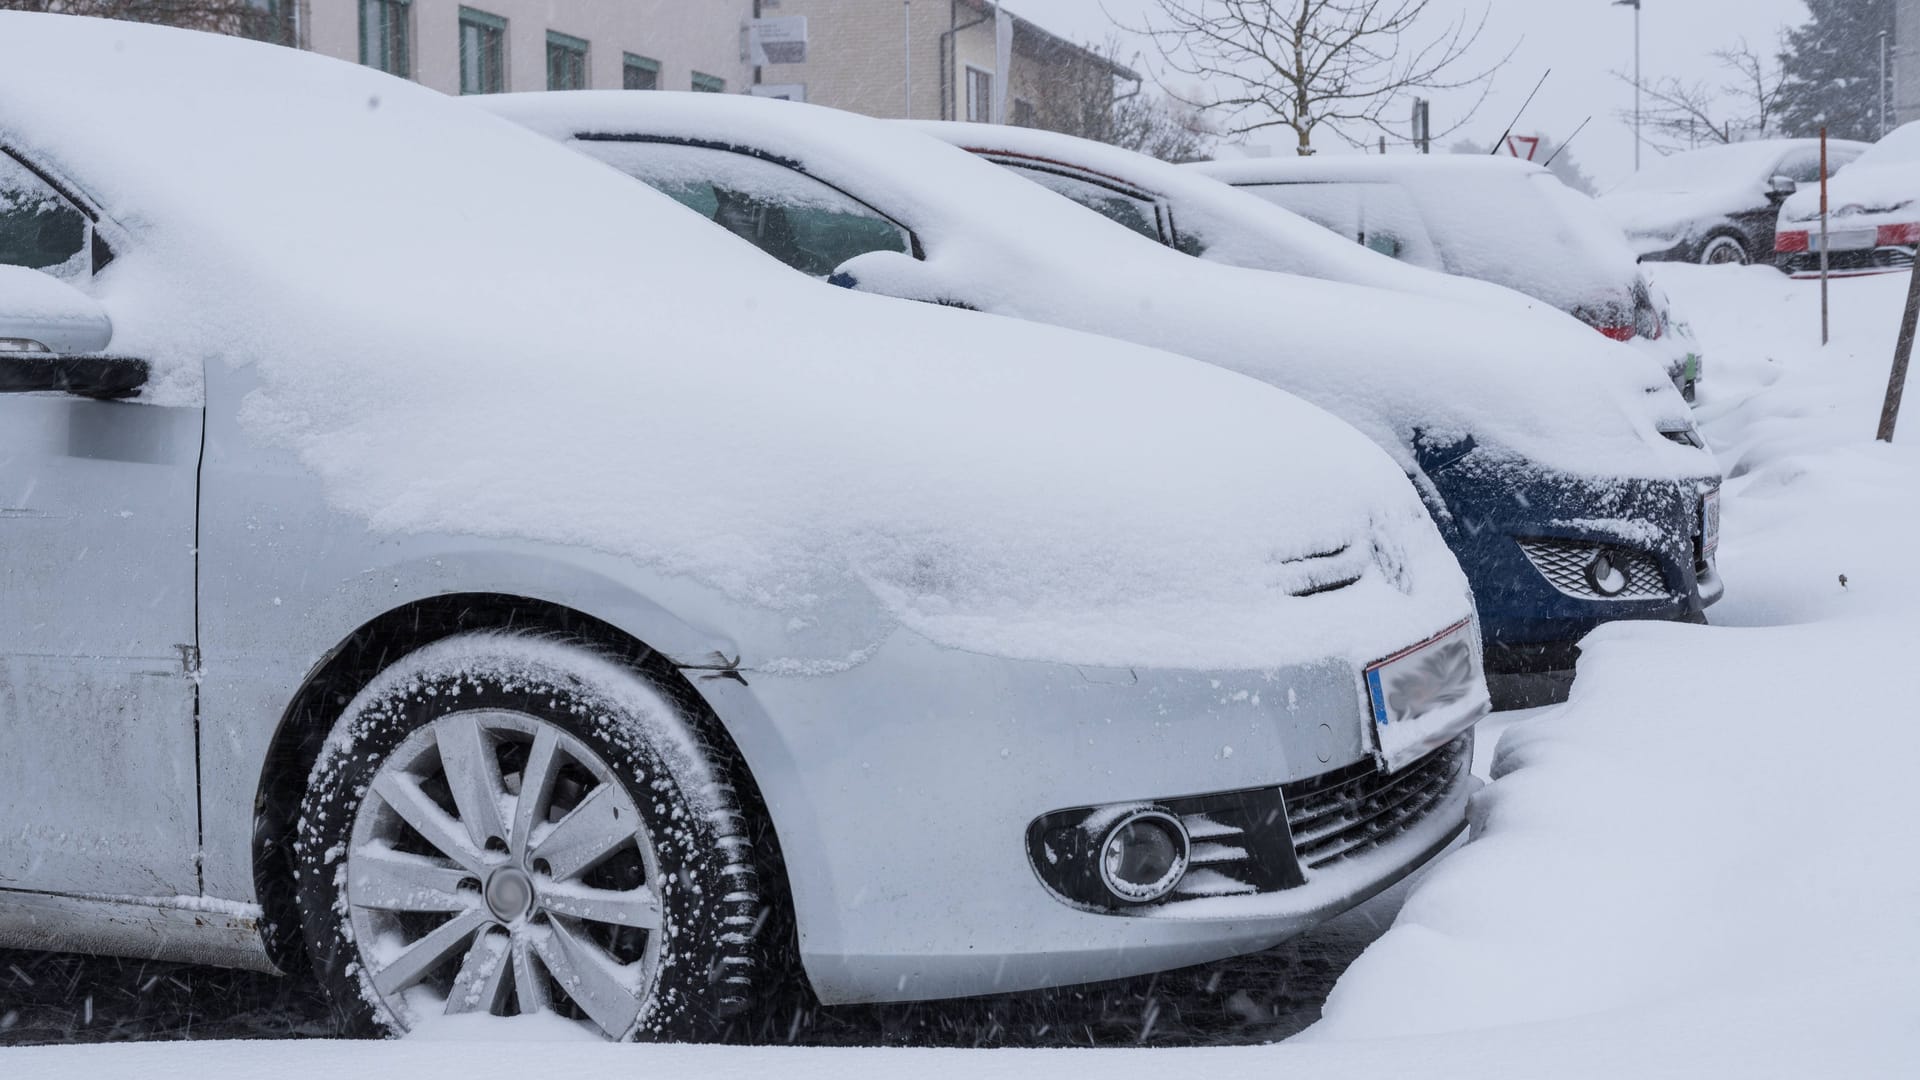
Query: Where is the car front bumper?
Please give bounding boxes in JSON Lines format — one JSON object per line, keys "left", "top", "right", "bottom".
{"left": 698, "top": 626, "right": 1478, "bottom": 1004}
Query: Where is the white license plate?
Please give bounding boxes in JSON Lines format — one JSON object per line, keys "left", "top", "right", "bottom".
{"left": 1364, "top": 620, "right": 1491, "bottom": 773}
{"left": 1702, "top": 489, "right": 1721, "bottom": 560}
{"left": 1811, "top": 229, "right": 1876, "bottom": 252}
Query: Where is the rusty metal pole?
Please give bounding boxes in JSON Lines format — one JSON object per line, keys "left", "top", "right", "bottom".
{"left": 1879, "top": 256, "right": 1920, "bottom": 441}
{"left": 1821, "top": 127, "right": 1831, "bottom": 346}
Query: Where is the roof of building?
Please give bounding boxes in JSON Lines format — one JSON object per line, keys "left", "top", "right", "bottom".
{"left": 959, "top": 0, "right": 1142, "bottom": 83}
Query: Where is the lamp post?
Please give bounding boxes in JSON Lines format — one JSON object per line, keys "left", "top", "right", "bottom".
{"left": 1882, "top": 29, "right": 1891, "bottom": 139}
{"left": 1615, "top": 0, "right": 1642, "bottom": 171}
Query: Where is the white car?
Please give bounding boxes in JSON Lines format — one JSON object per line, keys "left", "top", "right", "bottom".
{"left": 0, "top": 15, "right": 1491, "bottom": 1040}
{"left": 1601, "top": 138, "right": 1867, "bottom": 266}
{"left": 1190, "top": 154, "right": 1707, "bottom": 399}
{"left": 487, "top": 92, "right": 1722, "bottom": 710}
{"left": 1776, "top": 122, "right": 1920, "bottom": 278}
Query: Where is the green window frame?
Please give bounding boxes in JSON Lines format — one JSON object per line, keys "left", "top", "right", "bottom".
{"left": 458, "top": 8, "right": 507, "bottom": 95}
{"left": 623, "top": 53, "right": 661, "bottom": 91}
{"left": 359, "top": 0, "right": 411, "bottom": 78}
{"left": 547, "top": 30, "right": 589, "bottom": 91}
{"left": 691, "top": 71, "right": 726, "bottom": 94}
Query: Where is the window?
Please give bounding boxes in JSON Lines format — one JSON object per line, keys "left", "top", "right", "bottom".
{"left": 581, "top": 141, "right": 915, "bottom": 278}
{"left": 998, "top": 163, "right": 1165, "bottom": 243}
{"left": 359, "top": 0, "right": 411, "bottom": 78}
{"left": 1240, "top": 181, "right": 1444, "bottom": 271}
{"left": 547, "top": 31, "right": 589, "bottom": 91}
{"left": 691, "top": 72, "right": 726, "bottom": 94}
{"left": 623, "top": 53, "right": 660, "bottom": 91}
{"left": 0, "top": 153, "right": 90, "bottom": 279}
{"left": 965, "top": 66, "right": 993, "bottom": 123}
{"left": 458, "top": 8, "right": 507, "bottom": 95}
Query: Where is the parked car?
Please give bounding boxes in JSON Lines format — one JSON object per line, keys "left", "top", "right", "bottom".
{"left": 0, "top": 15, "right": 1503, "bottom": 1041}
{"left": 1601, "top": 138, "right": 1868, "bottom": 266}
{"left": 483, "top": 91, "right": 1723, "bottom": 711}
{"left": 1776, "top": 122, "right": 1920, "bottom": 278}
{"left": 1187, "top": 154, "right": 1706, "bottom": 399}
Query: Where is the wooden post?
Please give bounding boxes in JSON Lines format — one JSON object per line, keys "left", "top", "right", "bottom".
{"left": 1880, "top": 256, "right": 1920, "bottom": 441}
{"left": 1821, "top": 127, "right": 1831, "bottom": 346}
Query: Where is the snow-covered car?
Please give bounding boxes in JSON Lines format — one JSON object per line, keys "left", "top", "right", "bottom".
{"left": 0, "top": 14, "right": 1503, "bottom": 1040}
{"left": 1601, "top": 138, "right": 1867, "bottom": 266}
{"left": 1189, "top": 154, "right": 1707, "bottom": 399}
{"left": 483, "top": 92, "right": 1724, "bottom": 710}
{"left": 1776, "top": 122, "right": 1920, "bottom": 278}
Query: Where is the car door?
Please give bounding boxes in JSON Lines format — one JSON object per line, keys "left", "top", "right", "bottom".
{"left": 0, "top": 149, "right": 203, "bottom": 897}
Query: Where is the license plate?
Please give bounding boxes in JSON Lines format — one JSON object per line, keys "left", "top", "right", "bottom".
{"left": 1702, "top": 489, "right": 1721, "bottom": 560}
{"left": 1811, "top": 228, "right": 1876, "bottom": 252}
{"left": 1364, "top": 620, "right": 1491, "bottom": 773}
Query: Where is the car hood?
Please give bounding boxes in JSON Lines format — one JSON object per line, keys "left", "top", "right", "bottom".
{"left": 489, "top": 94, "right": 1713, "bottom": 489}
{"left": 0, "top": 14, "right": 1477, "bottom": 674}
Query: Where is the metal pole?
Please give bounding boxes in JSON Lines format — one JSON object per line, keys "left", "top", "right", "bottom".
{"left": 1881, "top": 254, "right": 1920, "bottom": 441}
{"left": 904, "top": 1, "right": 912, "bottom": 118}
{"left": 1634, "top": 3, "right": 1642, "bottom": 171}
{"left": 1821, "top": 127, "right": 1831, "bottom": 347}
{"left": 1883, "top": 31, "right": 1891, "bottom": 140}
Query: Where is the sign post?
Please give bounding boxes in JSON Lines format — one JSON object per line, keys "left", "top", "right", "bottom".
{"left": 1821, "top": 127, "right": 1831, "bottom": 346}
{"left": 1880, "top": 257, "right": 1920, "bottom": 442}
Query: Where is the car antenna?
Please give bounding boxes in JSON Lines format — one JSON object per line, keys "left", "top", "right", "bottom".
{"left": 1542, "top": 116, "right": 1592, "bottom": 168}
{"left": 1489, "top": 69, "right": 1552, "bottom": 155}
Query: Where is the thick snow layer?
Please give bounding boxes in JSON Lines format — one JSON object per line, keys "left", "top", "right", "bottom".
{"left": 1305, "top": 265, "right": 1920, "bottom": 1071}
{"left": 1779, "top": 123, "right": 1920, "bottom": 225}
{"left": 489, "top": 93, "right": 1710, "bottom": 485}
{"left": 0, "top": 14, "right": 1477, "bottom": 674}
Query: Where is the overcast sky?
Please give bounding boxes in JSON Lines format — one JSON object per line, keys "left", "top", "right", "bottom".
{"left": 1010, "top": 0, "right": 1819, "bottom": 191}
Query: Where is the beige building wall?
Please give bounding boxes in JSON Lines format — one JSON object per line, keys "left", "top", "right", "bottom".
{"left": 302, "top": 0, "right": 751, "bottom": 96}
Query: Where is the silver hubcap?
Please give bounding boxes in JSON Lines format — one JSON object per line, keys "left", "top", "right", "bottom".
{"left": 346, "top": 710, "right": 664, "bottom": 1039}
{"left": 1704, "top": 238, "right": 1748, "bottom": 265}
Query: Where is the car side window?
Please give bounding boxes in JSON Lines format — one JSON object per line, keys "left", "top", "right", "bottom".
{"left": 1776, "top": 148, "right": 1827, "bottom": 184}
{"left": 992, "top": 162, "right": 1167, "bottom": 244}
{"left": 1240, "top": 181, "right": 1443, "bottom": 270}
{"left": 0, "top": 152, "right": 89, "bottom": 279}
{"left": 578, "top": 140, "right": 913, "bottom": 279}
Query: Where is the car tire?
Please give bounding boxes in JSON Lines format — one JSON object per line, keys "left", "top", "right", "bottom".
{"left": 291, "top": 632, "right": 767, "bottom": 1041}
{"left": 1699, "top": 234, "right": 1751, "bottom": 266}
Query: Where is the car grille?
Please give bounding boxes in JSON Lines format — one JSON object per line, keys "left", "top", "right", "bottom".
{"left": 1518, "top": 538, "right": 1669, "bottom": 601}
{"left": 1281, "top": 734, "right": 1471, "bottom": 872}
{"left": 1273, "top": 542, "right": 1368, "bottom": 598}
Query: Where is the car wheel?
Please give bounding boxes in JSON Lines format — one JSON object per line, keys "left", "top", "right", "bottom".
{"left": 1699, "top": 234, "right": 1750, "bottom": 266}
{"left": 292, "top": 633, "right": 766, "bottom": 1041}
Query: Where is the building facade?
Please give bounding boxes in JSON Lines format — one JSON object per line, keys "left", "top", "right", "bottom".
{"left": 291, "top": 0, "right": 752, "bottom": 97}
{"left": 756, "top": 0, "right": 1135, "bottom": 128}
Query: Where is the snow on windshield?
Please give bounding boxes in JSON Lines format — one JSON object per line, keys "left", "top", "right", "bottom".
{"left": 1854, "top": 120, "right": 1920, "bottom": 168}
{"left": 0, "top": 14, "right": 1472, "bottom": 674}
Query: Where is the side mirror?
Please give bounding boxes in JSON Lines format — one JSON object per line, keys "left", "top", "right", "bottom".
{"left": 829, "top": 250, "right": 974, "bottom": 309}
{"left": 1767, "top": 175, "right": 1799, "bottom": 200}
{"left": 0, "top": 265, "right": 143, "bottom": 399}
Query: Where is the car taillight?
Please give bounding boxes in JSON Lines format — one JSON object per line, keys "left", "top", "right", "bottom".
{"left": 1877, "top": 222, "right": 1920, "bottom": 246}
{"left": 1596, "top": 324, "right": 1635, "bottom": 341}
{"left": 1777, "top": 230, "right": 1810, "bottom": 253}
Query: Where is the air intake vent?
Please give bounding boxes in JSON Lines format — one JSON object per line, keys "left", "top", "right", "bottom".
{"left": 1518, "top": 538, "right": 1670, "bottom": 601}
{"left": 1274, "top": 543, "right": 1367, "bottom": 598}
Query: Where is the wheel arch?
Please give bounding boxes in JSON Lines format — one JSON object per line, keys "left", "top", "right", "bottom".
{"left": 248, "top": 592, "right": 797, "bottom": 981}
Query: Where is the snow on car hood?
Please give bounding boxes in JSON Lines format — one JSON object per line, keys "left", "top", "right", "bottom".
{"left": 489, "top": 93, "right": 1710, "bottom": 484}
{"left": 0, "top": 13, "right": 1474, "bottom": 673}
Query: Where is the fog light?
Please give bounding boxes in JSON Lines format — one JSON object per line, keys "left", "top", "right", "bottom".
{"left": 1585, "top": 550, "right": 1628, "bottom": 597}
{"left": 1099, "top": 810, "right": 1190, "bottom": 904}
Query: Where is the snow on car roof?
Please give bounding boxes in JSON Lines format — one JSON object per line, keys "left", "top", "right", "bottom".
{"left": 0, "top": 13, "right": 1483, "bottom": 673}
{"left": 1605, "top": 139, "right": 1860, "bottom": 197}
{"left": 1191, "top": 154, "right": 1646, "bottom": 318}
{"left": 487, "top": 92, "right": 1709, "bottom": 486}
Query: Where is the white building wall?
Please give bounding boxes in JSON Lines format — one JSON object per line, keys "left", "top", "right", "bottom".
{"left": 301, "top": 0, "right": 751, "bottom": 95}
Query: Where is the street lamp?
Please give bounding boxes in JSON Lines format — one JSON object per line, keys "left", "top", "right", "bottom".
{"left": 1615, "top": 0, "right": 1641, "bottom": 171}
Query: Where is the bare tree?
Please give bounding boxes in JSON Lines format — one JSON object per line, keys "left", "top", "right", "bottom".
{"left": 0, "top": 0, "right": 292, "bottom": 42}
{"left": 1027, "top": 37, "right": 1215, "bottom": 162}
{"left": 1614, "top": 38, "right": 1786, "bottom": 152}
{"left": 1121, "top": 0, "right": 1512, "bottom": 155}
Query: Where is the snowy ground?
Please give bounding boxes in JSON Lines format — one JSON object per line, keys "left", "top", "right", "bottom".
{"left": 6, "top": 267, "right": 1918, "bottom": 1075}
